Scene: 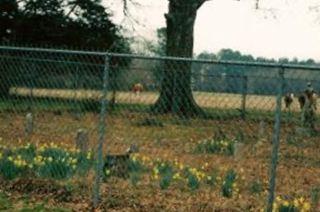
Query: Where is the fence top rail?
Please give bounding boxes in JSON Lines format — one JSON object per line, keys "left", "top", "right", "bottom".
{"left": 0, "top": 45, "right": 107, "bottom": 56}
{"left": 1, "top": 45, "right": 320, "bottom": 71}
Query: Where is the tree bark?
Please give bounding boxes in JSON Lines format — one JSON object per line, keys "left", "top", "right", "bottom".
{"left": 152, "top": 0, "right": 205, "bottom": 117}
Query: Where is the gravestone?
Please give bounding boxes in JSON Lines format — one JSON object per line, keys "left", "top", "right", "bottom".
{"left": 25, "top": 113, "right": 33, "bottom": 136}
{"left": 259, "top": 120, "right": 265, "bottom": 139}
{"left": 233, "top": 142, "right": 245, "bottom": 160}
{"left": 76, "top": 129, "right": 89, "bottom": 153}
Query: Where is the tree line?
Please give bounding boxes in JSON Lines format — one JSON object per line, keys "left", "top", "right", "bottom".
{"left": 196, "top": 49, "right": 318, "bottom": 66}
{"left": 0, "top": 0, "right": 130, "bottom": 51}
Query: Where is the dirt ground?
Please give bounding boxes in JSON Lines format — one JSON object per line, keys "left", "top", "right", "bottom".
{"left": 0, "top": 109, "right": 320, "bottom": 211}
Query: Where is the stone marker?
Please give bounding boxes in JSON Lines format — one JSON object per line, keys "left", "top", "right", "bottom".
{"left": 233, "top": 142, "right": 245, "bottom": 160}
{"left": 76, "top": 129, "right": 88, "bottom": 153}
{"left": 259, "top": 120, "right": 265, "bottom": 139}
{"left": 25, "top": 113, "right": 33, "bottom": 136}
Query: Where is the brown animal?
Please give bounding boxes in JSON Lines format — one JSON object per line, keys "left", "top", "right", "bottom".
{"left": 298, "top": 83, "right": 317, "bottom": 130}
{"left": 103, "top": 144, "right": 139, "bottom": 179}
{"left": 284, "top": 93, "right": 294, "bottom": 109}
{"left": 298, "top": 90, "right": 317, "bottom": 110}
{"left": 132, "top": 83, "right": 143, "bottom": 95}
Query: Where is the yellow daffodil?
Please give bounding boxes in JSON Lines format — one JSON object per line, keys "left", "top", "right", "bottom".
{"left": 179, "top": 164, "right": 184, "bottom": 170}
{"left": 283, "top": 201, "right": 289, "bottom": 207}
{"left": 173, "top": 173, "right": 181, "bottom": 180}
{"left": 276, "top": 196, "right": 282, "bottom": 202}
{"left": 302, "top": 202, "right": 311, "bottom": 211}
{"left": 153, "top": 167, "right": 159, "bottom": 174}
{"left": 293, "top": 198, "right": 300, "bottom": 207}
{"left": 105, "top": 169, "right": 110, "bottom": 175}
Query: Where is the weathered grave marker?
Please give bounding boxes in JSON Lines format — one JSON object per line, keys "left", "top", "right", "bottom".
{"left": 259, "top": 120, "right": 265, "bottom": 139}
{"left": 234, "top": 142, "right": 245, "bottom": 160}
{"left": 25, "top": 113, "right": 33, "bottom": 136}
{"left": 76, "top": 128, "right": 89, "bottom": 153}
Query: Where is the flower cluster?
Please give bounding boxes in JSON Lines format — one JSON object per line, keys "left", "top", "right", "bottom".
{"left": 0, "top": 142, "right": 93, "bottom": 180}
{"left": 273, "top": 196, "right": 311, "bottom": 212}
{"left": 8, "top": 155, "right": 28, "bottom": 168}
{"left": 221, "top": 169, "right": 238, "bottom": 198}
{"left": 195, "top": 138, "right": 236, "bottom": 155}
{"left": 130, "top": 154, "right": 235, "bottom": 191}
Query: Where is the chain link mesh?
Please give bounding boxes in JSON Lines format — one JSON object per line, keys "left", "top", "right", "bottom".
{"left": 0, "top": 46, "right": 319, "bottom": 211}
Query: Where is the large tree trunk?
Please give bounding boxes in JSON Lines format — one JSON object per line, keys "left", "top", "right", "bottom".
{"left": 152, "top": 0, "right": 204, "bottom": 117}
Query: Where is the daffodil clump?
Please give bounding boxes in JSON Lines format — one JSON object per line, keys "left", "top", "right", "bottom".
{"left": 221, "top": 169, "right": 238, "bottom": 198}
{"left": 273, "top": 196, "right": 311, "bottom": 212}
{"left": 0, "top": 142, "right": 93, "bottom": 180}
{"left": 145, "top": 156, "right": 223, "bottom": 191}
{"left": 195, "top": 138, "right": 236, "bottom": 156}
{"left": 103, "top": 152, "right": 148, "bottom": 183}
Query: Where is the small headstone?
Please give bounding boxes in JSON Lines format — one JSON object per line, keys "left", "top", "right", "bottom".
{"left": 258, "top": 120, "right": 265, "bottom": 139}
{"left": 25, "top": 113, "right": 33, "bottom": 136}
{"left": 233, "top": 142, "right": 245, "bottom": 160}
{"left": 76, "top": 129, "right": 88, "bottom": 153}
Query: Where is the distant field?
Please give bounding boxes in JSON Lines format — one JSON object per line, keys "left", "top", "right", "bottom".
{"left": 9, "top": 87, "right": 313, "bottom": 113}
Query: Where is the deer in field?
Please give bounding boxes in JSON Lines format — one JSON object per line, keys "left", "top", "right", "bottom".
{"left": 284, "top": 93, "right": 294, "bottom": 110}
{"left": 298, "top": 82, "right": 317, "bottom": 130}
{"left": 132, "top": 83, "right": 143, "bottom": 96}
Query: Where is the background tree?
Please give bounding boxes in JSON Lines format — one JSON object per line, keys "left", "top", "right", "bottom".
{"left": 3, "top": 0, "right": 130, "bottom": 50}
{"left": 0, "top": 0, "right": 20, "bottom": 97}
{"left": 151, "top": 0, "right": 214, "bottom": 117}
{"left": 0, "top": 0, "right": 131, "bottom": 97}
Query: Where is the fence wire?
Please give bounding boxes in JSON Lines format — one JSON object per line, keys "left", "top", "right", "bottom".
{"left": 0, "top": 46, "right": 319, "bottom": 211}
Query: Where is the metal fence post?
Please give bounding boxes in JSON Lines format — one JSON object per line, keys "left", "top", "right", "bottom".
{"left": 266, "top": 67, "right": 285, "bottom": 212}
{"left": 241, "top": 74, "right": 247, "bottom": 120}
{"left": 93, "top": 53, "right": 109, "bottom": 208}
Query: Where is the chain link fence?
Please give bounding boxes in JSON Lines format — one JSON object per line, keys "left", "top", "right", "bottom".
{"left": 0, "top": 46, "right": 319, "bottom": 211}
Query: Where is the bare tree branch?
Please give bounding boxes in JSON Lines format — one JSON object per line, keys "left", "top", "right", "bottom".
{"left": 118, "top": 0, "right": 143, "bottom": 34}
{"left": 122, "top": 0, "right": 140, "bottom": 16}
{"left": 66, "top": 3, "right": 78, "bottom": 17}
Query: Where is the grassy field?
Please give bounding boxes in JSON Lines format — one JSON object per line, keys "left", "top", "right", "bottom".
{"left": 0, "top": 87, "right": 319, "bottom": 211}
{"left": 10, "top": 86, "right": 318, "bottom": 113}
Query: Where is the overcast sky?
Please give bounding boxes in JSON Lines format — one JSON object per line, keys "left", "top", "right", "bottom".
{"left": 104, "top": 0, "right": 320, "bottom": 61}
